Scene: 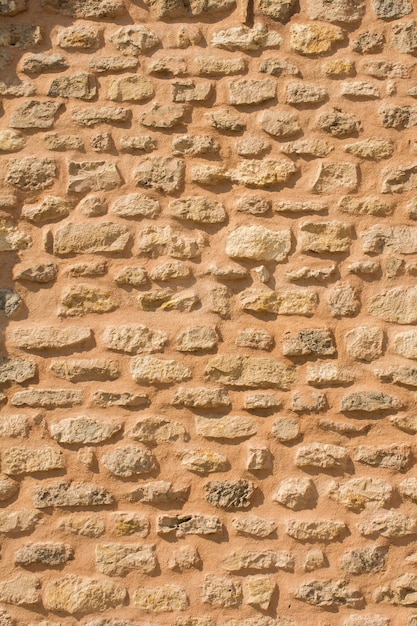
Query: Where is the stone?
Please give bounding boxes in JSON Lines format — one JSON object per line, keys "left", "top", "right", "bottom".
{"left": 135, "top": 157, "right": 185, "bottom": 194}
{"left": 287, "top": 82, "right": 327, "bottom": 105}
{"left": 128, "top": 417, "right": 186, "bottom": 445}
{"left": 286, "top": 264, "right": 336, "bottom": 281}
{"left": 0, "top": 415, "right": 29, "bottom": 438}
{"left": 15, "top": 263, "right": 57, "bottom": 283}
{"left": 102, "top": 446, "right": 156, "bottom": 477}
{"left": 317, "top": 107, "right": 361, "bottom": 136}
{"left": 362, "top": 225, "right": 417, "bottom": 255}
{"left": 290, "top": 23, "right": 345, "bottom": 55}
{"left": 10, "top": 100, "right": 61, "bottom": 129}
{"left": 44, "top": 576, "right": 126, "bottom": 614}
{"left": 246, "top": 446, "right": 272, "bottom": 470}
{"left": 259, "top": 110, "right": 300, "bottom": 138}
{"left": 358, "top": 512, "right": 417, "bottom": 538}
{"left": 300, "top": 221, "right": 351, "bottom": 253}
{"left": 168, "top": 546, "right": 201, "bottom": 571}
{"left": 111, "top": 194, "right": 160, "bottom": 221}
{"left": 329, "top": 477, "right": 393, "bottom": 511}
{"left": 141, "top": 103, "right": 186, "bottom": 129}
{"left": 203, "top": 576, "right": 242, "bottom": 607}
{"left": 172, "top": 135, "right": 219, "bottom": 156}
{"left": 96, "top": 543, "right": 157, "bottom": 576}
{"left": 372, "top": 0, "right": 412, "bottom": 20}
{"left": 0, "top": 130, "right": 25, "bottom": 152}
{"left": 341, "top": 81, "right": 380, "bottom": 99}
{"left": 181, "top": 449, "right": 229, "bottom": 473}
{"left": 0, "top": 25, "right": 42, "bottom": 48}
{"left": 50, "top": 359, "right": 119, "bottom": 382}
{"left": 271, "top": 417, "right": 300, "bottom": 442}
{"left": 0, "top": 0, "right": 27, "bottom": 15}
{"left": 287, "top": 519, "right": 347, "bottom": 541}
{"left": 377, "top": 365, "right": 417, "bottom": 387}
{"left": 240, "top": 289, "right": 318, "bottom": 317}
{"left": 0, "top": 574, "right": 40, "bottom": 605}
{"left": 211, "top": 24, "right": 282, "bottom": 51}
{"left": 93, "top": 391, "right": 148, "bottom": 409}
{"left": 345, "top": 327, "right": 383, "bottom": 362}
{"left": 295, "top": 443, "right": 350, "bottom": 470}
{"left": 48, "top": 73, "right": 96, "bottom": 100}
{"left": 0, "top": 220, "right": 30, "bottom": 252}
{"left": 399, "top": 477, "right": 417, "bottom": 503}
{"left": 12, "top": 389, "right": 83, "bottom": 408}
{"left": 129, "top": 481, "right": 190, "bottom": 505}
{"left": 68, "top": 162, "right": 122, "bottom": 193}
{"left": 307, "top": 363, "right": 356, "bottom": 387}
{"left": 103, "top": 325, "right": 167, "bottom": 354}
{"left": 355, "top": 444, "right": 411, "bottom": 471}
{"left": 191, "top": 164, "right": 229, "bottom": 185}
{"left": 393, "top": 330, "right": 417, "bottom": 358}
{"left": 312, "top": 162, "right": 358, "bottom": 193}
{"left": 209, "top": 109, "right": 245, "bottom": 132}
{"left": 236, "top": 329, "right": 274, "bottom": 351}
{"left": 34, "top": 481, "right": 113, "bottom": 508}
{"left": 196, "top": 415, "right": 257, "bottom": 439}
{"left": 260, "top": 58, "right": 301, "bottom": 76}
{"left": 119, "top": 136, "right": 156, "bottom": 154}
{"left": 72, "top": 106, "right": 130, "bottom": 126}
{"left": 3, "top": 446, "right": 64, "bottom": 475}
{"left": 172, "top": 81, "right": 212, "bottom": 103}
{"left": 0, "top": 358, "right": 36, "bottom": 383}
{"left": 328, "top": 282, "right": 360, "bottom": 317}
{"left": 173, "top": 386, "right": 230, "bottom": 409}
{"left": 131, "top": 356, "right": 191, "bottom": 385}
{"left": 205, "top": 355, "right": 296, "bottom": 389}
{"left": 24, "top": 196, "right": 71, "bottom": 223}
{"left": 0, "top": 510, "right": 41, "bottom": 534}
{"left": 346, "top": 139, "right": 393, "bottom": 161}
{"left": 22, "top": 52, "right": 68, "bottom": 74}
{"left": 0, "top": 289, "right": 21, "bottom": 318}
{"left": 295, "top": 580, "right": 363, "bottom": 608}
{"left": 115, "top": 267, "right": 148, "bottom": 286}
{"left": 109, "top": 512, "right": 149, "bottom": 537}
{"left": 273, "top": 478, "right": 317, "bottom": 510}
{"left": 378, "top": 106, "right": 417, "bottom": 131}
{"left": 307, "top": 0, "right": 364, "bottom": 22}
{"left": 391, "top": 415, "right": 417, "bottom": 434}
{"left": 158, "top": 514, "right": 221, "bottom": 536}
{"left": 169, "top": 197, "right": 226, "bottom": 224}
{"left": 226, "top": 226, "right": 291, "bottom": 262}
{"left": 352, "top": 31, "right": 385, "bottom": 54}
{"left": 57, "top": 25, "right": 99, "bottom": 49}
{"left": 232, "top": 515, "right": 276, "bottom": 538}
{"left": 176, "top": 326, "right": 218, "bottom": 352}
{"left": 222, "top": 550, "right": 293, "bottom": 572}
{"left": 342, "top": 390, "right": 401, "bottom": 412}
{"left": 342, "top": 546, "right": 388, "bottom": 575}
{"left": 134, "top": 585, "right": 188, "bottom": 612}
{"left": 236, "top": 135, "right": 271, "bottom": 157}
{"left": 13, "top": 326, "right": 92, "bottom": 351}
{"left": 50, "top": 417, "right": 121, "bottom": 444}
{"left": 60, "top": 286, "right": 117, "bottom": 317}
{"left": 281, "top": 138, "right": 332, "bottom": 158}
{"left": 108, "top": 75, "right": 154, "bottom": 102}
{"left": 15, "top": 542, "right": 73, "bottom": 566}
{"left": 149, "top": 56, "right": 187, "bottom": 76}
{"left": 44, "top": 133, "right": 84, "bottom": 151}
{"left": 392, "top": 20, "right": 417, "bottom": 54}
{"left": 58, "top": 514, "right": 105, "bottom": 537}
{"left": 323, "top": 59, "right": 355, "bottom": 76}
{"left": 229, "top": 79, "right": 276, "bottom": 106}
{"left": 370, "top": 287, "right": 417, "bottom": 323}
{"left": 197, "top": 56, "right": 246, "bottom": 76}
{"left": 0, "top": 476, "right": 18, "bottom": 501}
{"left": 205, "top": 479, "right": 254, "bottom": 509}
{"left": 111, "top": 26, "right": 159, "bottom": 56}
{"left": 292, "top": 391, "right": 327, "bottom": 413}
{"left": 6, "top": 157, "right": 56, "bottom": 191}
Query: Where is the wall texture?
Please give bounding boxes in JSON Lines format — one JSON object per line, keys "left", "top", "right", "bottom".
{"left": 2, "top": 0, "right": 417, "bottom": 624}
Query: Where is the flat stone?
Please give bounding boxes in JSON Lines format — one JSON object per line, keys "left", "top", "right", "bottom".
{"left": 240, "top": 289, "right": 318, "bottom": 317}
{"left": 209, "top": 109, "right": 245, "bottom": 132}
{"left": 134, "top": 585, "right": 188, "bottom": 612}
{"left": 300, "top": 221, "right": 352, "bottom": 253}
{"left": 0, "top": 358, "right": 36, "bottom": 383}
{"left": 10, "top": 100, "right": 61, "bottom": 129}
{"left": 176, "top": 326, "right": 218, "bottom": 352}
{"left": 51, "top": 417, "right": 121, "bottom": 444}
{"left": 236, "top": 329, "right": 274, "bottom": 351}
{"left": 48, "top": 73, "right": 96, "bottom": 100}
{"left": 68, "top": 162, "right": 122, "bottom": 193}
{"left": 358, "top": 512, "right": 417, "bottom": 538}
{"left": 12, "top": 388, "right": 83, "bottom": 408}
{"left": 211, "top": 24, "right": 282, "bottom": 51}
{"left": 286, "top": 519, "right": 347, "bottom": 541}
{"left": 0, "top": 574, "right": 40, "bottom": 605}
{"left": 3, "top": 446, "right": 64, "bottom": 475}
{"left": 0, "top": 25, "right": 42, "bottom": 48}
{"left": 103, "top": 325, "right": 167, "bottom": 355}
{"left": 317, "top": 107, "right": 362, "bottom": 136}
{"left": 195, "top": 415, "right": 257, "bottom": 439}
{"left": 232, "top": 515, "right": 276, "bottom": 538}
{"left": 205, "top": 355, "right": 296, "bottom": 389}
{"left": 0, "top": 130, "right": 25, "bottom": 152}
{"left": 312, "top": 162, "right": 358, "bottom": 193}
{"left": 58, "top": 514, "right": 105, "bottom": 537}
{"left": 173, "top": 386, "right": 230, "bottom": 409}
{"left": 129, "top": 480, "right": 189, "bottom": 505}
{"left": 205, "top": 479, "right": 254, "bottom": 509}
{"left": 229, "top": 79, "right": 276, "bottom": 106}
{"left": 41, "top": 0, "right": 126, "bottom": 18}
{"left": 22, "top": 53, "right": 69, "bottom": 74}
{"left": 13, "top": 326, "right": 92, "bottom": 351}
{"left": 290, "top": 23, "right": 345, "bottom": 55}
{"left": 0, "top": 0, "right": 27, "bottom": 15}
{"left": 222, "top": 550, "right": 293, "bottom": 573}
{"left": 372, "top": 0, "right": 412, "bottom": 20}
{"left": 15, "top": 542, "right": 73, "bottom": 566}
{"left": 135, "top": 157, "right": 185, "bottom": 194}
{"left": 6, "top": 157, "right": 56, "bottom": 191}
{"left": 345, "top": 326, "right": 383, "bottom": 362}
{"left": 16, "top": 263, "right": 57, "bottom": 283}
{"left": 197, "top": 56, "right": 246, "bottom": 76}
{"left": 96, "top": 543, "right": 157, "bottom": 576}
{"left": 307, "top": 363, "right": 356, "bottom": 386}
{"left": 108, "top": 75, "right": 154, "bottom": 102}
{"left": 92, "top": 391, "right": 149, "bottom": 408}
{"left": 203, "top": 576, "right": 242, "bottom": 607}
{"left": 295, "top": 579, "right": 363, "bottom": 608}
{"left": 342, "top": 546, "right": 388, "bottom": 575}
{"left": 355, "top": 444, "right": 411, "bottom": 471}
{"left": 57, "top": 25, "right": 99, "bottom": 49}
{"left": 181, "top": 449, "right": 229, "bottom": 473}
{"left": 34, "top": 481, "right": 113, "bottom": 508}
{"left": 131, "top": 356, "right": 191, "bottom": 385}
{"left": 281, "top": 138, "right": 332, "bottom": 158}
{"left": 295, "top": 443, "right": 350, "bottom": 470}
{"left": 329, "top": 477, "right": 393, "bottom": 511}
{"left": 273, "top": 478, "right": 317, "bottom": 510}
{"left": 226, "top": 226, "right": 291, "bottom": 262}
{"left": 169, "top": 196, "right": 226, "bottom": 224}
{"left": 60, "top": 286, "right": 116, "bottom": 317}
{"left": 158, "top": 514, "right": 221, "bottom": 536}
{"left": 342, "top": 390, "right": 401, "bottom": 412}
{"left": 172, "top": 135, "right": 219, "bottom": 156}
{"left": 259, "top": 110, "right": 300, "bottom": 138}
{"left": 307, "top": 0, "right": 365, "bottom": 22}
{"left": 44, "top": 575, "right": 126, "bottom": 614}
{"left": 370, "top": 286, "right": 417, "bottom": 323}
{"left": 72, "top": 106, "right": 130, "bottom": 126}
{"left": 126, "top": 416, "right": 185, "bottom": 446}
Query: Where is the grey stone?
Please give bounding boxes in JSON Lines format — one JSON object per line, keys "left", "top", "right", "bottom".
{"left": 0, "top": 358, "right": 36, "bottom": 383}
{"left": 342, "top": 546, "right": 388, "bottom": 575}
{"left": 34, "top": 481, "right": 113, "bottom": 508}
{"left": 317, "top": 108, "right": 361, "bottom": 136}
{"left": 295, "top": 579, "right": 363, "bottom": 608}
{"left": 372, "top": 0, "right": 412, "bottom": 20}
{"left": 15, "top": 542, "right": 73, "bottom": 566}
{"left": 205, "top": 479, "right": 254, "bottom": 509}
{"left": 41, "top": 0, "right": 125, "bottom": 17}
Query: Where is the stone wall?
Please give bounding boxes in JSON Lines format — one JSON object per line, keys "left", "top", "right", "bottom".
{"left": 1, "top": 0, "right": 417, "bottom": 624}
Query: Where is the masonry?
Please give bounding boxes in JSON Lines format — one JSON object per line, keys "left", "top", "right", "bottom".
{"left": 1, "top": 0, "right": 417, "bottom": 624}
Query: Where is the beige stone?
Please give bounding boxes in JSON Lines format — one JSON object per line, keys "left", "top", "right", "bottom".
{"left": 44, "top": 575, "right": 126, "bottom": 614}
